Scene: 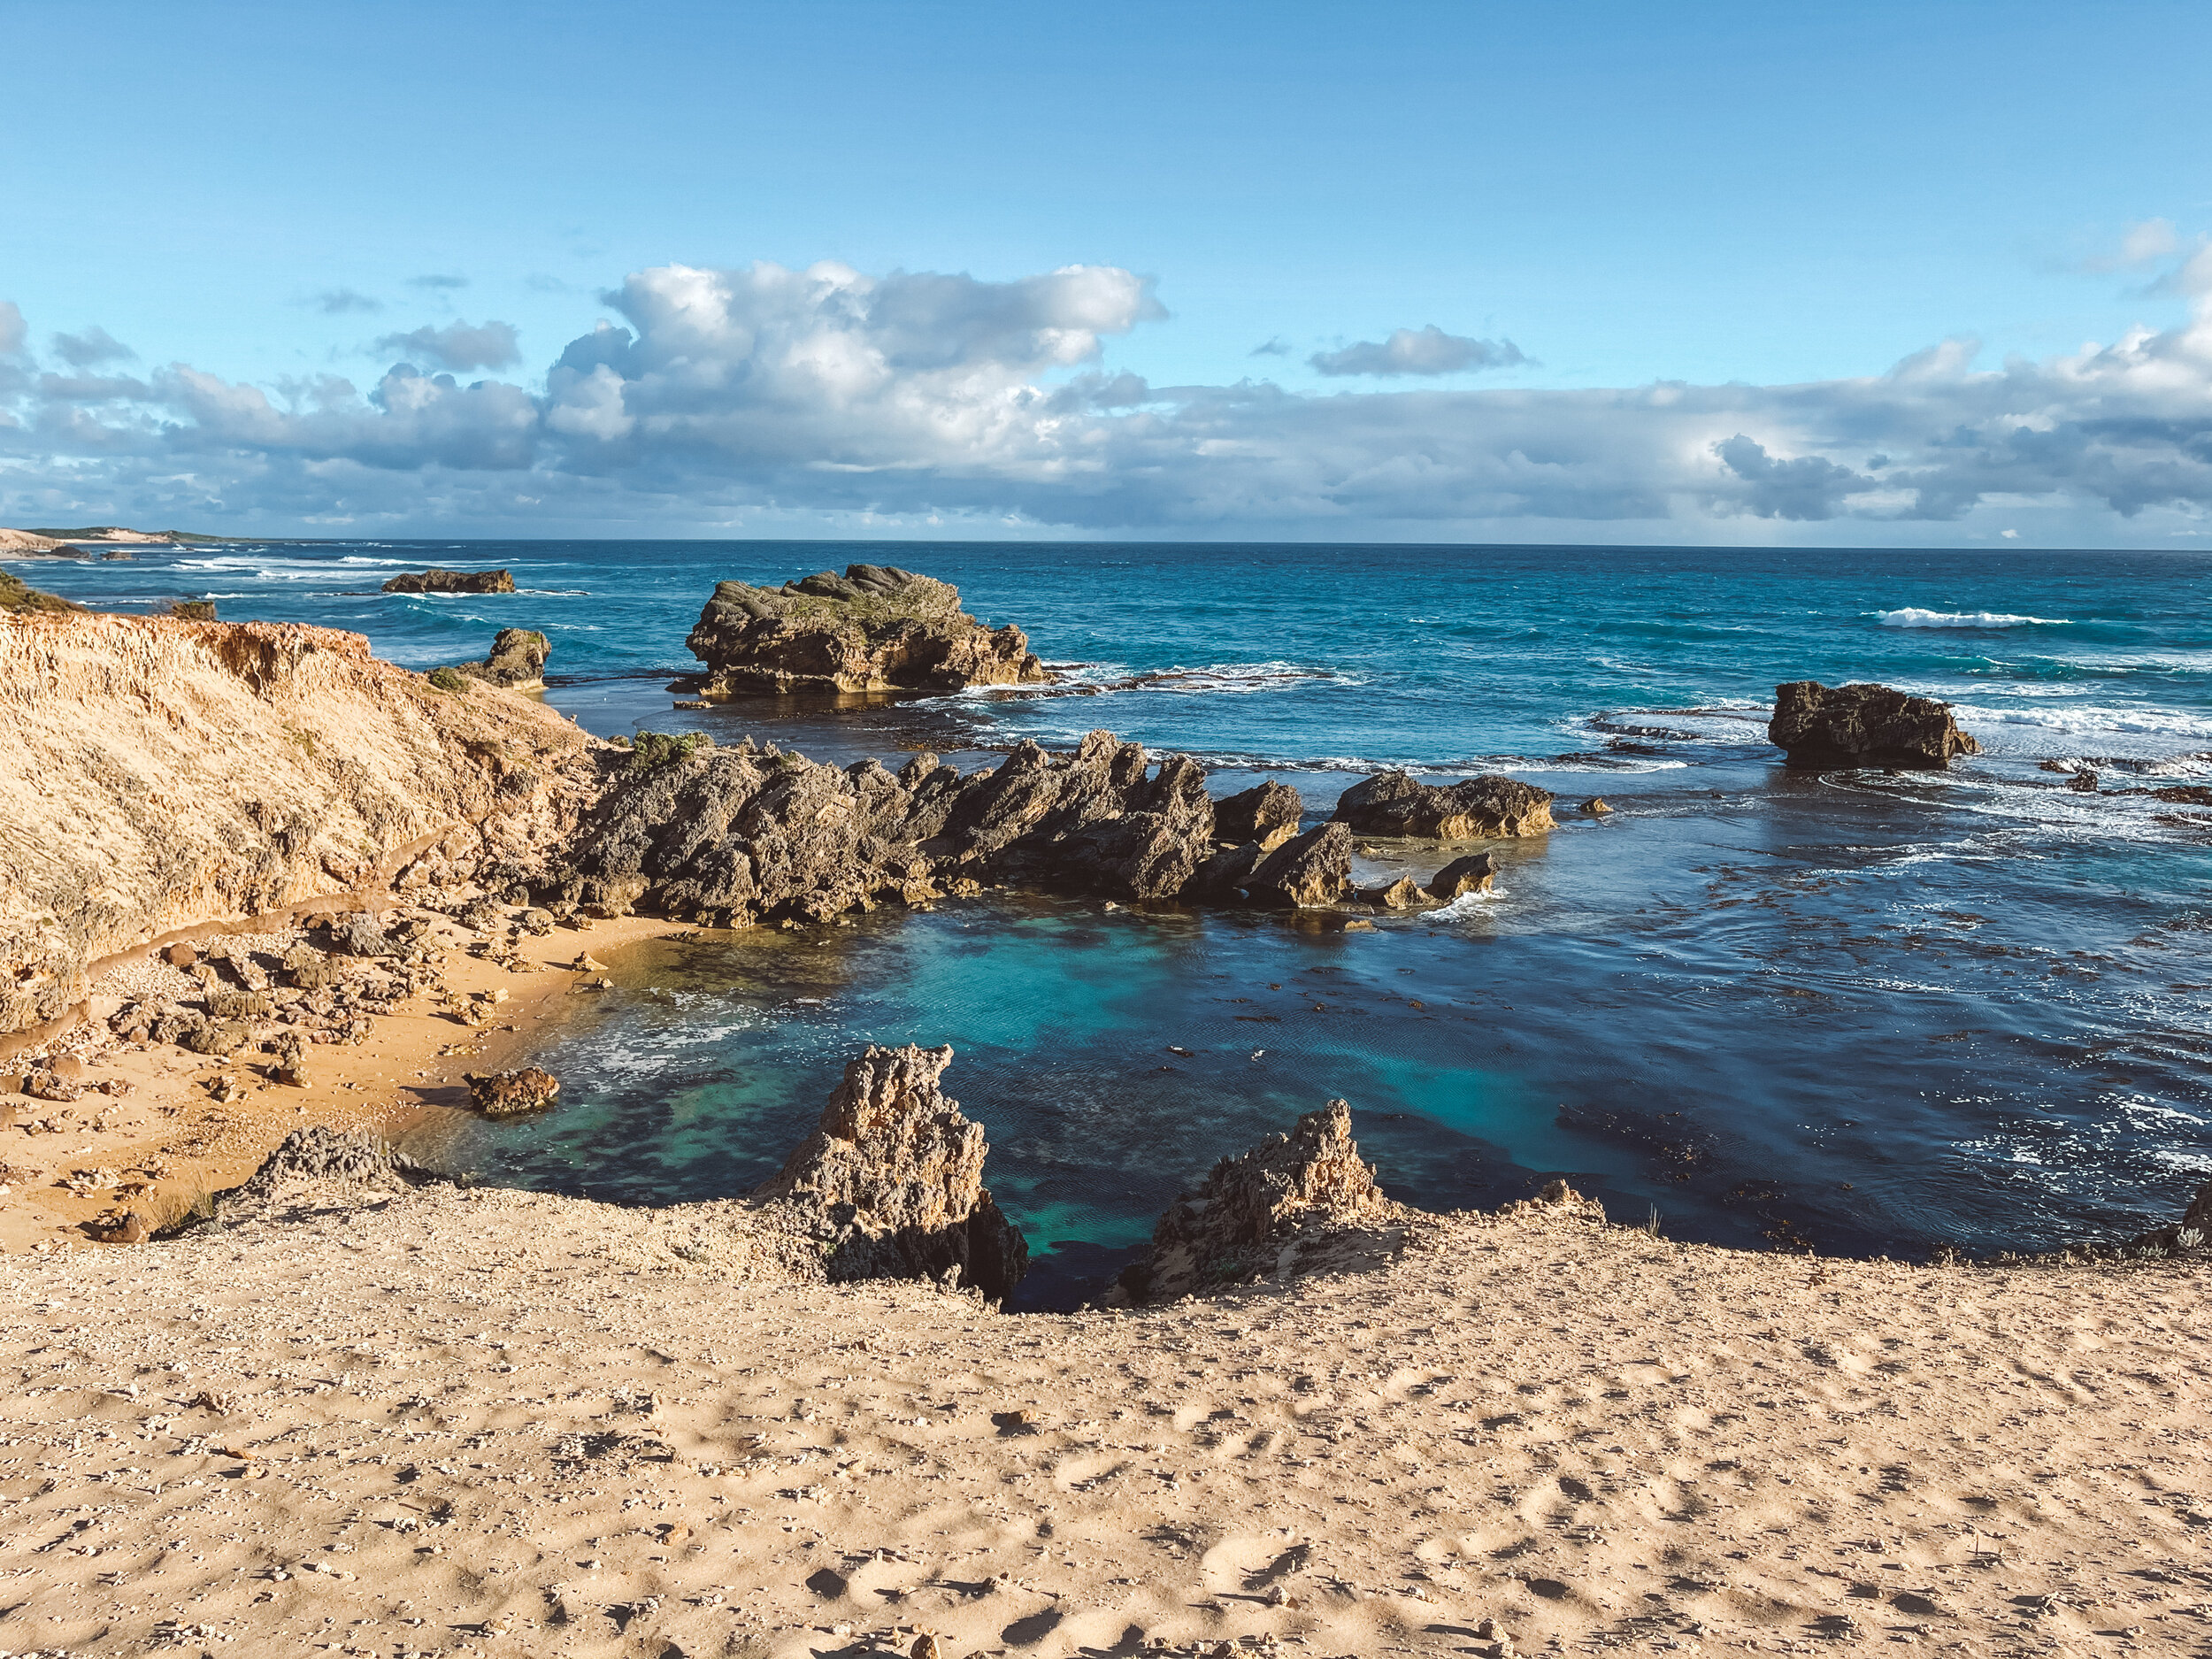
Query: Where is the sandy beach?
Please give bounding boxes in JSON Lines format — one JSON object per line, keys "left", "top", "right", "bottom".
{"left": 2, "top": 1159, "right": 2206, "bottom": 1658}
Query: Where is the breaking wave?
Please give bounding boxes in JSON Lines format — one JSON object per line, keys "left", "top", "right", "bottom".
{"left": 1877, "top": 608, "right": 2070, "bottom": 629}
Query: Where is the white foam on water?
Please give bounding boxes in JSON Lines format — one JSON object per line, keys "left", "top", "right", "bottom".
{"left": 1954, "top": 703, "right": 2212, "bottom": 742}
{"left": 1876, "top": 608, "right": 2070, "bottom": 628}
{"left": 1432, "top": 889, "right": 1501, "bottom": 919}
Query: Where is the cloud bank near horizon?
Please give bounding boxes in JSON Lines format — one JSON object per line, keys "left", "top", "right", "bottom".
{"left": 4, "top": 250, "right": 2212, "bottom": 539}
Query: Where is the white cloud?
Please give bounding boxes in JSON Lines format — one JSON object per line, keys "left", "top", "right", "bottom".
{"left": 1310, "top": 324, "right": 1526, "bottom": 377}
{"left": 7, "top": 253, "right": 2212, "bottom": 538}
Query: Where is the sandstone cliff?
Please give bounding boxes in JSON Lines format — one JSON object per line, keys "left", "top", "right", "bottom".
{"left": 684, "top": 563, "right": 1048, "bottom": 695}
{"left": 0, "top": 612, "right": 596, "bottom": 1033}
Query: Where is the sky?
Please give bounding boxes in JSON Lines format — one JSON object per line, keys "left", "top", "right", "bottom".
{"left": 4, "top": 0, "right": 2211, "bottom": 544}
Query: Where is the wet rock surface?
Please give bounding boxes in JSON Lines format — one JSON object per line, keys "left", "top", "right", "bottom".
{"left": 752, "top": 1044, "right": 1029, "bottom": 1302}
{"left": 380, "top": 568, "right": 516, "bottom": 595}
{"left": 1119, "top": 1098, "right": 1399, "bottom": 1303}
{"left": 1333, "top": 771, "right": 1555, "bottom": 838}
{"left": 684, "top": 564, "right": 1048, "bottom": 696}
{"left": 1769, "top": 679, "right": 1980, "bottom": 770}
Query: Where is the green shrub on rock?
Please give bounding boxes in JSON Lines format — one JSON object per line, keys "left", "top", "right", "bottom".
{"left": 426, "top": 666, "right": 469, "bottom": 693}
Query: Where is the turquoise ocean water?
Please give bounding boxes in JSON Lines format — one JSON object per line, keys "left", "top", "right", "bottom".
{"left": 19, "top": 540, "right": 2212, "bottom": 1306}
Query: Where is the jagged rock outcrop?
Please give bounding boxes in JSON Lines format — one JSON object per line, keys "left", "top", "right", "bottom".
{"left": 0, "top": 611, "right": 598, "bottom": 1034}
{"left": 455, "top": 628, "right": 550, "bottom": 690}
{"left": 1768, "top": 680, "right": 1980, "bottom": 770}
{"left": 381, "top": 568, "right": 516, "bottom": 595}
{"left": 684, "top": 564, "right": 1048, "bottom": 696}
{"left": 1119, "top": 1099, "right": 1398, "bottom": 1302}
{"left": 552, "top": 728, "right": 1224, "bottom": 922}
{"left": 1213, "top": 780, "right": 1304, "bottom": 850}
{"left": 753, "top": 1044, "right": 1028, "bottom": 1301}
{"left": 1333, "top": 772, "right": 1555, "bottom": 838}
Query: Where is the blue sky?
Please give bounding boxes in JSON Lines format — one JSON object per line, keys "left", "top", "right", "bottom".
{"left": 4, "top": 0, "right": 2212, "bottom": 542}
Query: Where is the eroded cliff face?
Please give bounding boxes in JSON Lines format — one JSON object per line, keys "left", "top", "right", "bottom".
{"left": 0, "top": 612, "right": 597, "bottom": 1033}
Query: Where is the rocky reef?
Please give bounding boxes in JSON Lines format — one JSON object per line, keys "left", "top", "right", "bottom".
{"left": 1118, "top": 1098, "right": 1401, "bottom": 1302}
{"left": 381, "top": 569, "right": 516, "bottom": 595}
{"left": 753, "top": 1044, "right": 1029, "bottom": 1302}
{"left": 683, "top": 563, "right": 1048, "bottom": 696}
{"left": 1769, "top": 680, "right": 1980, "bottom": 769}
{"left": 0, "top": 611, "right": 596, "bottom": 1034}
{"left": 1333, "top": 770, "right": 1555, "bottom": 838}
{"left": 553, "top": 728, "right": 1256, "bottom": 923}
{"left": 453, "top": 627, "right": 550, "bottom": 690}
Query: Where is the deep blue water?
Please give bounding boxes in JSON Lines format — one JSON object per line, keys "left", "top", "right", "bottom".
{"left": 18, "top": 539, "right": 2212, "bottom": 1304}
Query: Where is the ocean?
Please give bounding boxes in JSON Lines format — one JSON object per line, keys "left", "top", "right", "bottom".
{"left": 19, "top": 538, "right": 2212, "bottom": 1307}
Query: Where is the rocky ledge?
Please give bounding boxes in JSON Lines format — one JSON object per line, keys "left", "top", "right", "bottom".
{"left": 1333, "top": 770, "right": 1555, "bottom": 838}
{"left": 381, "top": 568, "right": 516, "bottom": 595}
{"left": 1769, "top": 680, "right": 1979, "bottom": 770}
{"left": 752, "top": 1044, "right": 1029, "bottom": 1302}
{"left": 683, "top": 563, "right": 1048, "bottom": 696}
{"left": 452, "top": 627, "right": 550, "bottom": 690}
{"left": 1118, "top": 1097, "right": 1403, "bottom": 1302}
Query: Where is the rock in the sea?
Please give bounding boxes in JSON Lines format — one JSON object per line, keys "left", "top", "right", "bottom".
{"left": 380, "top": 568, "right": 516, "bottom": 595}
{"left": 465, "top": 1066, "right": 561, "bottom": 1117}
{"left": 1361, "top": 876, "right": 1425, "bottom": 910}
{"left": 753, "top": 1044, "right": 1028, "bottom": 1302}
{"left": 1768, "top": 680, "right": 1980, "bottom": 770}
{"left": 1427, "top": 852, "right": 1497, "bottom": 899}
{"left": 2130, "top": 1176, "right": 2212, "bottom": 1255}
{"left": 455, "top": 627, "right": 550, "bottom": 690}
{"left": 1333, "top": 771, "right": 1555, "bottom": 839}
{"left": 1243, "top": 822, "right": 1355, "bottom": 908}
{"left": 1122, "top": 1098, "right": 1393, "bottom": 1302}
{"left": 684, "top": 564, "right": 1049, "bottom": 696}
{"left": 1213, "top": 780, "right": 1304, "bottom": 850}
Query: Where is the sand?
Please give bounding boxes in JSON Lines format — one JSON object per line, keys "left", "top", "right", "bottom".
{"left": 0, "top": 910, "right": 688, "bottom": 1256}
{"left": 0, "top": 1154, "right": 2205, "bottom": 1657}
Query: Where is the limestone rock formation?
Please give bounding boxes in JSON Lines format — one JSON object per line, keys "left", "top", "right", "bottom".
{"left": 1213, "top": 781, "right": 1304, "bottom": 850}
{"left": 1768, "top": 680, "right": 1980, "bottom": 770}
{"left": 1333, "top": 772, "right": 1555, "bottom": 838}
{"left": 465, "top": 1066, "right": 561, "bottom": 1117}
{"left": 219, "top": 1125, "right": 431, "bottom": 1214}
{"left": 1244, "top": 822, "right": 1355, "bottom": 907}
{"left": 1428, "top": 852, "right": 1498, "bottom": 899}
{"left": 0, "top": 611, "right": 597, "bottom": 1034}
{"left": 1120, "top": 1099, "right": 1396, "bottom": 1302}
{"left": 684, "top": 564, "right": 1048, "bottom": 696}
{"left": 553, "top": 728, "right": 1222, "bottom": 923}
{"left": 381, "top": 568, "right": 517, "bottom": 595}
{"left": 753, "top": 1044, "right": 1028, "bottom": 1301}
{"left": 455, "top": 628, "right": 550, "bottom": 690}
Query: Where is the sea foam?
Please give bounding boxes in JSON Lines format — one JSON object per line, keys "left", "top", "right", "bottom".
{"left": 1877, "top": 608, "right": 2069, "bottom": 629}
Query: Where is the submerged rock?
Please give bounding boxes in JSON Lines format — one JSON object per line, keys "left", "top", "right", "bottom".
{"left": 753, "top": 1044, "right": 1028, "bottom": 1301}
{"left": 1120, "top": 1098, "right": 1395, "bottom": 1302}
{"left": 1768, "top": 680, "right": 1980, "bottom": 770}
{"left": 455, "top": 627, "right": 551, "bottom": 690}
{"left": 1333, "top": 771, "right": 1555, "bottom": 839}
{"left": 381, "top": 568, "right": 516, "bottom": 595}
{"left": 685, "top": 563, "right": 1049, "bottom": 696}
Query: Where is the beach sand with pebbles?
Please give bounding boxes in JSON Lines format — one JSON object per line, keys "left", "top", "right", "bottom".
{"left": 1, "top": 1155, "right": 2207, "bottom": 1659}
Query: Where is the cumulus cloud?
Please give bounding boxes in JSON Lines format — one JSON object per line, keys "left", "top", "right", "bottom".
{"left": 10, "top": 253, "right": 2212, "bottom": 538}
{"left": 373, "top": 319, "right": 522, "bottom": 373}
{"left": 1310, "top": 324, "right": 1525, "bottom": 377}
{"left": 50, "top": 326, "right": 137, "bottom": 369}
{"left": 314, "top": 288, "right": 384, "bottom": 314}
{"left": 2081, "top": 218, "right": 2183, "bottom": 273}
